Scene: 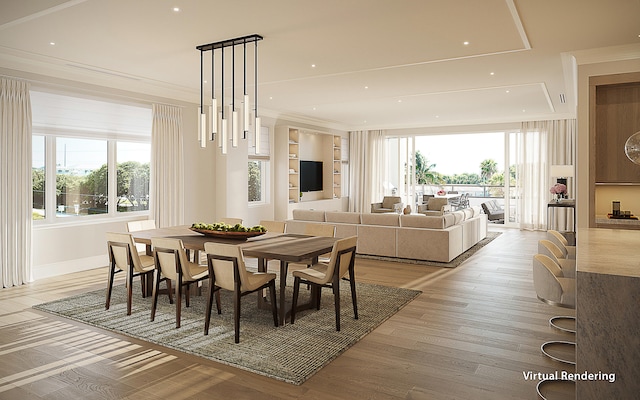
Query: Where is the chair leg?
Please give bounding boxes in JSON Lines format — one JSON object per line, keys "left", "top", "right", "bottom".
{"left": 150, "top": 271, "right": 160, "bottom": 322}
{"left": 166, "top": 279, "right": 174, "bottom": 304}
{"left": 185, "top": 283, "right": 190, "bottom": 308}
{"left": 333, "top": 276, "right": 341, "bottom": 331}
{"left": 105, "top": 263, "right": 116, "bottom": 310}
{"left": 127, "top": 265, "right": 134, "bottom": 316}
{"left": 204, "top": 278, "right": 215, "bottom": 335}
{"left": 269, "top": 281, "right": 278, "bottom": 327}
{"left": 175, "top": 276, "right": 182, "bottom": 329}
{"left": 216, "top": 290, "right": 222, "bottom": 314}
{"left": 291, "top": 277, "right": 301, "bottom": 324}
{"left": 139, "top": 273, "right": 146, "bottom": 298}
{"left": 349, "top": 270, "right": 358, "bottom": 320}
{"left": 234, "top": 289, "right": 241, "bottom": 344}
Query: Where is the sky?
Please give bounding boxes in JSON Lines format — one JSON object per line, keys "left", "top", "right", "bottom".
{"left": 415, "top": 132, "right": 505, "bottom": 176}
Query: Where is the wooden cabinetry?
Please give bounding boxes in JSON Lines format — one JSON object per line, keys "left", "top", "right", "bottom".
{"left": 333, "top": 135, "right": 342, "bottom": 199}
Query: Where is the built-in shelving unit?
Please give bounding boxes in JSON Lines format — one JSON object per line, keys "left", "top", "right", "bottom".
{"left": 275, "top": 125, "right": 346, "bottom": 220}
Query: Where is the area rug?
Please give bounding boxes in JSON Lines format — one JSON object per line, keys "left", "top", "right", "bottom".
{"left": 33, "top": 275, "right": 420, "bottom": 385}
{"left": 357, "top": 231, "right": 502, "bottom": 268}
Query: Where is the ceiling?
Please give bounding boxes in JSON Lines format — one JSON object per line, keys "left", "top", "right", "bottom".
{"left": 1, "top": 0, "right": 639, "bottom": 131}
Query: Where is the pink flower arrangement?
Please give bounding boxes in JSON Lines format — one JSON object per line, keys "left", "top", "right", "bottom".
{"left": 550, "top": 183, "right": 567, "bottom": 195}
{"left": 437, "top": 190, "right": 446, "bottom": 196}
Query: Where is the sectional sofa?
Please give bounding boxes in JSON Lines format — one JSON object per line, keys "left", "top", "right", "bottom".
{"left": 285, "top": 207, "right": 488, "bottom": 264}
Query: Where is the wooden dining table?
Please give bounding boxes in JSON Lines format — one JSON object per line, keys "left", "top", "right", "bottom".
{"left": 130, "top": 226, "right": 338, "bottom": 326}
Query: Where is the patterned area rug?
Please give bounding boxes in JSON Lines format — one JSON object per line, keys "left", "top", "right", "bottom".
{"left": 356, "top": 231, "right": 502, "bottom": 268}
{"left": 34, "top": 275, "right": 420, "bottom": 385}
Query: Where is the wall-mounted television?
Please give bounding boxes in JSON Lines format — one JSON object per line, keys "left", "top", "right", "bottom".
{"left": 300, "top": 160, "right": 323, "bottom": 192}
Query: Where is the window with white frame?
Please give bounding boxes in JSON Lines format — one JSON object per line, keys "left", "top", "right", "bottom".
{"left": 248, "top": 126, "right": 270, "bottom": 204}
{"left": 30, "top": 91, "right": 152, "bottom": 221}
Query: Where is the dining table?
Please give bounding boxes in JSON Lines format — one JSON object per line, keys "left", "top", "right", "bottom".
{"left": 130, "top": 225, "right": 339, "bottom": 326}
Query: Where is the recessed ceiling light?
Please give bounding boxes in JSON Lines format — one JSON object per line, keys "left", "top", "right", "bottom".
{"left": 311, "top": 64, "right": 316, "bottom": 68}
{"left": 435, "top": 115, "right": 440, "bottom": 118}
{"left": 505, "top": 90, "right": 510, "bottom": 93}
{"left": 49, "top": 42, "right": 56, "bottom": 46}
{"left": 397, "top": 99, "right": 402, "bottom": 103}
{"left": 490, "top": 72, "right": 495, "bottom": 76}
{"left": 463, "top": 41, "right": 470, "bottom": 46}
{"left": 172, "top": 7, "right": 181, "bottom": 12}
{"left": 364, "top": 86, "right": 369, "bottom": 89}
{"left": 522, "top": 109, "right": 526, "bottom": 112}
{"left": 269, "top": 96, "right": 273, "bottom": 100}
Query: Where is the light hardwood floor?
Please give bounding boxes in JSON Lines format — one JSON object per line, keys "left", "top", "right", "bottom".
{"left": 0, "top": 227, "right": 575, "bottom": 399}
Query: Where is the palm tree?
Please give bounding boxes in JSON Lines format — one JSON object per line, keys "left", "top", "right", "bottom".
{"left": 480, "top": 159, "right": 498, "bottom": 183}
{"left": 415, "top": 150, "right": 440, "bottom": 184}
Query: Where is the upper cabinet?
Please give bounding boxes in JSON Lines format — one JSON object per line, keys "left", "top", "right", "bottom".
{"left": 593, "top": 79, "right": 640, "bottom": 183}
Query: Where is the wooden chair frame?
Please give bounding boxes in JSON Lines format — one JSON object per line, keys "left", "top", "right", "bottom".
{"left": 106, "top": 240, "right": 154, "bottom": 316}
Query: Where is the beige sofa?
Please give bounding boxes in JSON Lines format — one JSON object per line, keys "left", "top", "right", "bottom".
{"left": 286, "top": 207, "right": 488, "bottom": 264}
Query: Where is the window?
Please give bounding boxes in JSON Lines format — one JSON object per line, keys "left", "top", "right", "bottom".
{"left": 248, "top": 126, "right": 270, "bottom": 204}
{"left": 31, "top": 90, "right": 152, "bottom": 222}
{"left": 56, "top": 137, "right": 107, "bottom": 217}
{"left": 117, "top": 142, "right": 151, "bottom": 213}
{"left": 32, "top": 135, "right": 45, "bottom": 219}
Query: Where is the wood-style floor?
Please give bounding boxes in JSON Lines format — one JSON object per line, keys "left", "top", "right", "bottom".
{"left": 0, "top": 227, "right": 575, "bottom": 399}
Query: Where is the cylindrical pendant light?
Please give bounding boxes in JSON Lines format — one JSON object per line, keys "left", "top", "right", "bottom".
{"left": 220, "top": 44, "right": 227, "bottom": 152}
{"left": 232, "top": 44, "right": 238, "bottom": 147}
{"left": 243, "top": 39, "right": 249, "bottom": 139}
{"left": 210, "top": 49, "right": 217, "bottom": 141}
{"left": 254, "top": 40, "right": 260, "bottom": 154}
{"left": 199, "top": 50, "right": 206, "bottom": 148}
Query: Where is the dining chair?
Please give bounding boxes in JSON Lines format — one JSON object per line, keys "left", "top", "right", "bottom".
{"left": 204, "top": 242, "right": 278, "bottom": 343}
{"left": 259, "top": 219, "right": 286, "bottom": 233}
{"left": 290, "top": 236, "right": 358, "bottom": 331}
{"left": 151, "top": 237, "right": 214, "bottom": 328}
{"left": 220, "top": 217, "right": 243, "bottom": 226}
{"left": 126, "top": 219, "right": 157, "bottom": 253}
{"left": 105, "top": 232, "right": 156, "bottom": 315}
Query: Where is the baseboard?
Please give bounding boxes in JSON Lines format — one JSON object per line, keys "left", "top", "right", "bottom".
{"left": 33, "top": 255, "right": 107, "bottom": 280}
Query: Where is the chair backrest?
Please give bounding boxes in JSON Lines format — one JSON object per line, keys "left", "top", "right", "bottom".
{"left": 382, "top": 196, "right": 401, "bottom": 209}
{"left": 106, "top": 232, "right": 147, "bottom": 273}
{"left": 259, "top": 220, "right": 286, "bottom": 233}
{"left": 547, "top": 230, "right": 570, "bottom": 257}
{"left": 151, "top": 237, "right": 192, "bottom": 281}
{"left": 538, "top": 239, "right": 565, "bottom": 264}
{"left": 304, "top": 222, "right": 336, "bottom": 237}
{"left": 532, "top": 254, "right": 572, "bottom": 307}
{"left": 423, "top": 194, "right": 434, "bottom": 203}
{"left": 427, "top": 197, "right": 448, "bottom": 211}
{"left": 220, "top": 217, "right": 243, "bottom": 226}
{"left": 447, "top": 190, "right": 458, "bottom": 194}
{"left": 127, "top": 219, "right": 156, "bottom": 232}
{"left": 203, "top": 242, "right": 249, "bottom": 291}
{"left": 321, "top": 236, "right": 358, "bottom": 284}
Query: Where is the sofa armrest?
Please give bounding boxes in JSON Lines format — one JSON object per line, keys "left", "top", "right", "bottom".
{"left": 371, "top": 202, "right": 383, "bottom": 213}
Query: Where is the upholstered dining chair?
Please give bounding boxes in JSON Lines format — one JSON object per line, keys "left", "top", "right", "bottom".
{"left": 290, "top": 236, "right": 358, "bottom": 331}
{"left": 106, "top": 232, "right": 156, "bottom": 315}
{"left": 151, "top": 237, "right": 213, "bottom": 328}
{"left": 220, "top": 217, "right": 243, "bottom": 226}
{"left": 203, "top": 242, "right": 278, "bottom": 343}
{"left": 538, "top": 239, "right": 576, "bottom": 278}
{"left": 259, "top": 219, "right": 286, "bottom": 234}
{"left": 547, "top": 230, "right": 576, "bottom": 259}
{"left": 126, "top": 219, "right": 157, "bottom": 253}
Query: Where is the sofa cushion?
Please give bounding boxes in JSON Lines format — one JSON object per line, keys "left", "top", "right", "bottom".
{"left": 292, "top": 209, "right": 325, "bottom": 222}
{"left": 361, "top": 213, "right": 400, "bottom": 226}
{"left": 400, "top": 214, "right": 454, "bottom": 229}
{"left": 325, "top": 211, "right": 361, "bottom": 224}
{"left": 471, "top": 206, "right": 482, "bottom": 217}
{"left": 452, "top": 210, "right": 465, "bottom": 224}
{"left": 462, "top": 208, "right": 474, "bottom": 220}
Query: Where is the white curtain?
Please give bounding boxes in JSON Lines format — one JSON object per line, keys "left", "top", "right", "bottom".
{"left": 348, "top": 130, "right": 385, "bottom": 212}
{"left": 151, "top": 104, "right": 184, "bottom": 228}
{"left": 517, "top": 119, "right": 575, "bottom": 231}
{"left": 0, "top": 77, "right": 32, "bottom": 288}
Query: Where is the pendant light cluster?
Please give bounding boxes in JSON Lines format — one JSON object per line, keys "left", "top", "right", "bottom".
{"left": 196, "top": 34, "right": 263, "bottom": 154}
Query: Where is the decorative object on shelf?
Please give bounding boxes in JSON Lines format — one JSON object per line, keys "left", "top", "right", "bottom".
{"left": 550, "top": 164, "right": 574, "bottom": 196}
{"left": 196, "top": 34, "right": 263, "bottom": 154}
{"left": 624, "top": 131, "right": 640, "bottom": 165}
{"left": 612, "top": 201, "right": 621, "bottom": 216}
{"left": 403, "top": 205, "right": 412, "bottom": 215}
{"left": 550, "top": 183, "right": 567, "bottom": 202}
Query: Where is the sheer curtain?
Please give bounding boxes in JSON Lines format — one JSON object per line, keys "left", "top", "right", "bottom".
{"left": 516, "top": 119, "right": 575, "bottom": 231}
{"left": 348, "top": 130, "right": 385, "bottom": 212}
{"left": 0, "top": 77, "right": 32, "bottom": 287}
{"left": 151, "top": 104, "right": 184, "bottom": 228}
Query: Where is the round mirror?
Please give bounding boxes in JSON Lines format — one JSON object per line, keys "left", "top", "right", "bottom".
{"left": 624, "top": 131, "right": 640, "bottom": 165}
